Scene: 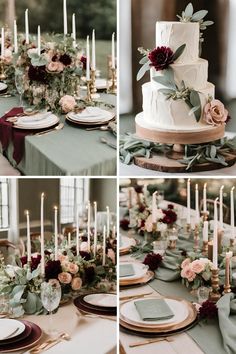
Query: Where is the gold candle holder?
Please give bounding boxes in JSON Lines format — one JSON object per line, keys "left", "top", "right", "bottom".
{"left": 107, "top": 67, "right": 117, "bottom": 94}
{"left": 194, "top": 224, "right": 199, "bottom": 251}
{"left": 209, "top": 268, "right": 221, "bottom": 302}
{"left": 168, "top": 237, "right": 177, "bottom": 250}
{"left": 202, "top": 240, "right": 208, "bottom": 256}
{"left": 218, "top": 229, "right": 223, "bottom": 255}
{"left": 85, "top": 80, "right": 92, "bottom": 102}
{"left": 201, "top": 210, "right": 209, "bottom": 221}
{"left": 90, "top": 69, "right": 100, "bottom": 98}
{"left": 0, "top": 59, "right": 6, "bottom": 81}
{"left": 230, "top": 238, "right": 235, "bottom": 248}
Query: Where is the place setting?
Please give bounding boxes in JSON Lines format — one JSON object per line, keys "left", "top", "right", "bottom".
{"left": 119, "top": 235, "right": 136, "bottom": 256}
{"left": 119, "top": 262, "right": 154, "bottom": 287}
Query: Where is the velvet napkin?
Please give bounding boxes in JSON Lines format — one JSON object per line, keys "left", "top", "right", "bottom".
{"left": 134, "top": 298, "right": 174, "bottom": 321}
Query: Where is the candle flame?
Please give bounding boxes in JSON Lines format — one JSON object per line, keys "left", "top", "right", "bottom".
{"left": 106, "top": 205, "right": 109, "bottom": 210}
{"left": 25, "top": 210, "right": 29, "bottom": 215}
{"left": 54, "top": 206, "right": 58, "bottom": 210}
{"left": 94, "top": 201, "right": 97, "bottom": 206}
{"left": 41, "top": 192, "right": 45, "bottom": 198}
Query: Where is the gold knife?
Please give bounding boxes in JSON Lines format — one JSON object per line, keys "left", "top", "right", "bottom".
{"left": 119, "top": 292, "right": 154, "bottom": 301}
{"left": 129, "top": 337, "right": 174, "bottom": 348}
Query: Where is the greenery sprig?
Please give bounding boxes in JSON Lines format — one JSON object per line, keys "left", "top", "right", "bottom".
{"left": 153, "top": 68, "right": 202, "bottom": 121}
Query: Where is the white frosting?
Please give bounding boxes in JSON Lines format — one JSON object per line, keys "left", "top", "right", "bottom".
{"left": 142, "top": 82, "right": 215, "bottom": 130}
{"left": 156, "top": 22, "right": 199, "bottom": 63}
{"left": 150, "top": 59, "right": 208, "bottom": 90}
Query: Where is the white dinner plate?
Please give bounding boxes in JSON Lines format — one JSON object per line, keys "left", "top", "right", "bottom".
{"left": 119, "top": 236, "right": 135, "bottom": 252}
{"left": 67, "top": 109, "right": 114, "bottom": 123}
{"left": 119, "top": 262, "right": 148, "bottom": 280}
{"left": 0, "top": 319, "right": 25, "bottom": 340}
{"left": 0, "top": 82, "right": 8, "bottom": 92}
{"left": 14, "top": 114, "right": 59, "bottom": 130}
{"left": 83, "top": 294, "right": 117, "bottom": 308}
{"left": 120, "top": 298, "right": 189, "bottom": 327}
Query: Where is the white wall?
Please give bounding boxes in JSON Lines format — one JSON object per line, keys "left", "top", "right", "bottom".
{"left": 226, "top": 0, "right": 236, "bottom": 98}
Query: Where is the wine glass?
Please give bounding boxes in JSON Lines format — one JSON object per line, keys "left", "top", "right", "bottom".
{"left": 15, "top": 69, "right": 25, "bottom": 107}
{"left": 41, "top": 280, "right": 61, "bottom": 336}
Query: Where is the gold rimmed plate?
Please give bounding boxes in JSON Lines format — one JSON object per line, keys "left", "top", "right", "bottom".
{"left": 119, "top": 271, "right": 154, "bottom": 287}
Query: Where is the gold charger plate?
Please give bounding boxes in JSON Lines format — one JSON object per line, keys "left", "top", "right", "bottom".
{"left": 66, "top": 113, "right": 115, "bottom": 126}
{"left": 119, "top": 297, "right": 197, "bottom": 333}
{"left": 120, "top": 297, "right": 195, "bottom": 330}
{"left": 119, "top": 270, "right": 154, "bottom": 287}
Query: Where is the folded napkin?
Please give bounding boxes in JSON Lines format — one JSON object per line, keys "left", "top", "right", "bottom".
{"left": 134, "top": 298, "right": 174, "bottom": 321}
{"left": 217, "top": 293, "right": 236, "bottom": 354}
{"left": 70, "top": 107, "right": 111, "bottom": 122}
{"left": 119, "top": 264, "right": 135, "bottom": 277}
{"left": 18, "top": 111, "right": 51, "bottom": 124}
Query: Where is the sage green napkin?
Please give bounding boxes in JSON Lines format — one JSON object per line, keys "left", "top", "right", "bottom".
{"left": 119, "top": 264, "right": 135, "bottom": 277}
{"left": 134, "top": 298, "right": 174, "bottom": 321}
{"left": 217, "top": 293, "right": 236, "bottom": 354}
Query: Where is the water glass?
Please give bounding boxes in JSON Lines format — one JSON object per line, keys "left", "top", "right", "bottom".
{"left": 15, "top": 68, "right": 25, "bottom": 107}
{"left": 197, "top": 286, "right": 210, "bottom": 304}
{"left": 153, "top": 240, "right": 168, "bottom": 256}
{"left": 41, "top": 280, "right": 61, "bottom": 335}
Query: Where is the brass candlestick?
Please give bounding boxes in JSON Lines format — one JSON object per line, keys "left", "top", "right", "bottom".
{"left": 202, "top": 240, "right": 208, "bottom": 256}
{"left": 0, "top": 59, "right": 6, "bottom": 81}
{"left": 223, "top": 282, "right": 231, "bottom": 295}
{"left": 85, "top": 80, "right": 92, "bottom": 102}
{"left": 209, "top": 268, "right": 221, "bottom": 302}
{"left": 218, "top": 229, "right": 223, "bottom": 255}
{"left": 230, "top": 238, "right": 235, "bottom": 248}
{"left": 201, "top": 210, "right": 209, "bottom": 221}
{"left": 90, "top": 69, "right": 100, "bottom": 98}
{"left": 194, "top": 224, "right": 199, "bottom": 251}
{"left": 168, "top": 237, "right": 177, "bottom": 250}
{"left": 107, "top": 67, "right": 117, "bottom": 94}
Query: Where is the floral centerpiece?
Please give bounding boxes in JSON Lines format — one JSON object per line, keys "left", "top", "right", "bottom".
{"left": 181, "top": 256, "right": 213, "bottom": 290}
{"left": 14, "top": 34, "right": 84, "bottom": 111}
{"left": 0, "top": 30, "right": 17, "bottom": 94}
{"left": 0, "top": 241, "right": 116, "bottom": 318}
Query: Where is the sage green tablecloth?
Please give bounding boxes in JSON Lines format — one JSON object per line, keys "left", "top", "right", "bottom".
{"left": 0, "top": 96, "right": 116, "bottom": 176}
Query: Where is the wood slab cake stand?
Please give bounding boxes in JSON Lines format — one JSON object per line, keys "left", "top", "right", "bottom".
{"left": 135, "top": 113, "right": 236, "bottom": 172}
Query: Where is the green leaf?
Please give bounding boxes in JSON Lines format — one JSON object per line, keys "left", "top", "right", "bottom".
{"left": 202, "top": 21, "right": 214, "bottom": 26}
{"left": 11, "top": 285, "right": 26, "bottom": 303}
{"left": 30, "top": 53, "right": 48, "bottom": 67}
{"left": 153, "top": 69, "right": 176, "bottom": 90}
{"left": 191, "top": 10, "right": 208, "bottom": 21}
{"left": 173, "top": 44, "right": 186, "bottom": 62}
{"left": 184, "top": 3, "right": 194, "bottom": 17}
{"left": 189, "top": 90, "right": 202, "bottom": 121}
{"left": 210, "top": 145, "right": 217, "bottom": 159}
{"left": 137, "top": 61, "right": 150, "bottom": 81}
{"left": 124, "top": 152, "right": 131, "bottom": 164}
{"left": 23, "top": 292, "right": 37, "bottom": 314}
{"left": 139, "top": 56, "right": 149, "bottom": 65}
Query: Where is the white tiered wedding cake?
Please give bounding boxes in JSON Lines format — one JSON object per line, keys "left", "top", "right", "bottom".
{"left": 135, "top": 4, "right": 228, "bottom": 144}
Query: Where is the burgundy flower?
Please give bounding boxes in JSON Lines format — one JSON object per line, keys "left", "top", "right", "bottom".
{"left": 148, "top": 46, "right": 174, "bottom": 71}
{"left": 84, "top": 266, "right": 95, "bottom": 283}
{"left": 168, "top": 204, "right": 174, "bottom": 210}
{"left": 81, "top": 236, "right": 88, "bottom": 242}
{"left": 139, "top": 204, "right": 146, "bottom": 213}
{"left": 59, "top": 53, "right": 72, "bottom": 66}
{"left": 28, "top": 64, "right": 47, "bottom": 83}
{"left": 199, "top": 300, "right": 218, "bottom": 320}
{"left": 80, "top": 56, "right": 87, "bottom": 70}
{"left": 134, "top": 185, "right": 143, "bottom": 194}
{"left": 79, "top": 251, "right": 91, "bottom": 261}
{"left": 120, "top": 218, "right": 130, "bottom": 231}
{"left": 181, "top": 249, "right": 187, "bottom": 257}
{"left": 52, "top": 55, "right": 58, "bottom": 62}
{"left": 161, "top": 209, "right": 177, "bottom": 224}
{"left": 45, "top": 260, "right": 62, "bottom": 281}
{"left": 20, "top": 255, "right": 41, "bottom": 271}
{"left": 143, "top": 252, "right": 163, "bottom": 271}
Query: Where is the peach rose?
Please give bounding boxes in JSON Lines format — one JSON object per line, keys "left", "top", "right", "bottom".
{"left": 58, "top": 254, "right": 68, "bottom": 263}
{"left": 80, "top": 241, "right": 89, "bottom": 252}
{"left": 58, "top": 272, "right": 72, "bottom": 284}
{"left": 203, "top": 99, "right": 228, "bottom": 126}
{"left": 181, "top": 258, "right": 191, "bottom": 269}
{"left": 191, "top": 260, "right": 205, "bottom": 274}
{"left": 59, "top": 95, "right": 76, "bottom": 113}
{"left": 67, "top": 262, "right": 79, "bottom": 274}
{"left": 71, "top": 277, "right": 82, "bottom": 291}
{"left": 3, "top": 48, "right": 13, "bottom": 64}
{"left": 47, "top": 61, "right": 64, "bottom": 73}
{"left": 145, "top": 214, "right": 154, "bottom": 233}
{"left": 181, "top": 265, "right": 196, "bottom": 282}
{"left": 107, "top": 249, "right": 116, "bottom": 264}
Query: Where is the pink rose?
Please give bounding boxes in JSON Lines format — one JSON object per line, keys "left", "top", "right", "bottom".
{"left": 107, "top": 249, "right": 116, "bottom": 264}
{"left": 67, "top": 262, "right": 79, "bottom": 274}
{"left": 145, "top": 214, "right": 154, "bottom": 232}
{"left": 58, "top": 272, "right": 72, "bottom": 284}
{"left": 203, "top": 99, "right": 228, "bottom": 126}
{"left": 191, "top": 260, "right": 205, "bottom": 274}
{"left": 58, "top": 254, "right": 68, "bottom": 263}
{"left": 181, "top": 265, "right": 196, "bottom": 282}
{"left": 47, "top": 61, "right": 64, "bottom": 73}
{"left": 181, "top": 258, "right": 191, "bottom": 269}
{"left": 71, "top": 277, "right": 82, "bottom": 291}
{"left": 59, "top": 95, "right": 76, "bottom": 113}
{"left": 80, "top": 241, "right": 89, "bottom": 252}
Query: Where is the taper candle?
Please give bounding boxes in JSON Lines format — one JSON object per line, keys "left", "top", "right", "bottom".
{"left": 111, "top": 32, "right": 115, "bottom": 69}
{"left": 94, "top": 201, "right": 97, "bottom": 256}
{"left": 63, "top": 0, "right": 68, "bottom": 35}
{"left": 231, "top": 186, "right": 235, "bottom": 238}
{"left": 25, "top": 9, "right": 29, "bottom": 44}
{"left": 37, "top": 25, "right": 41, "bottom": 56}
{"left": 203, "top": 220, "right": 208, "bottom": 242}
{"left": 26, "top": 210, "right": 31, "bottom": 263}
{"left": 187, "top": 179, "right": 191, "bottom": 224}
{"left": 87, "top": 201, "right": 91, "bottom": 251}
{"left": 106, "top": 206, "right": 110, "bottom": 239}
{"left": 225, "top": 251, "right": 233, "bottom": 290}
{"left": 40, "top": 193, "right": 45, "bottom": 275}
{"left": 213, "top": 197, "right": 219, "bottom": 269}
{"left": 102, "top": 225, "right": 106, "bottom": 266}
{"left": 68, "top": 232, "right": 71, "bottom": 248}
{"left": 91, "top": 29, "right": 96, "bottom": 70}
{"left": 76, "top": 205, "right": 80, "bottom": 255}
{"left": 86, "top": 35, "right": 90, "bottom": 81}
{"left": 13, "top": 20, "right": 18, "bottom": 54}
{"left": 203, "top": 183, "right": 207, "bottom": 212}
{"left": 1, "top": 28, "right": 4, "bottom": 57}
{"left": 72, "top": 13, "right": 76, "bottom": 48}
{"left": 152, "top": 191, "right": 157, "bottom": 223}
{"left": 219, "top": 185, "right": 224, "bottom": 230}
{"left": 54, "top": 206, "right": 58, "bottom": 260}
{"left": 195, "top": 184, "right": 199, "bottom": 223}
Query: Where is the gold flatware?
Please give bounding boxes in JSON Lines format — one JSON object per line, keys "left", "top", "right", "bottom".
{"left": 86, "top": 125, "right": 110, "bottom": 131}
{"left": 76, "top": 310, "right": 116, "bottom": 322}
{"left": 119, "top": 341, "right": 127, "bottom": 354}
{"left": 129, "top": 337, "right": 174, "bottom": 348}
{"left": 35, "top": 123, "right": 64, "bottom": 136}
{"left": 119, "top": 292, "right": 154, "bottom": 301}
{"left": 100, "top": 137, "right": 116, "bottom": 149}
{"left": 30, "top": 333, "right": 70, "bottom": 353}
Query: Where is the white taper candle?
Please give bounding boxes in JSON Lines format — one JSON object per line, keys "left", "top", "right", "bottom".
{"left": 102, "top": 225, "right": 106, "bottom": 266}
{"left": 63, "top": 0, "right": 68, "bottom": 35}
{"left": 54, "top": 206, "right": 58, "bottom": 260}
{"left": 94, "top": 201, "right": 97, "bottom": 257}
{"left": 213, "top": 197, "right": 219, "bottom": 269}
{"left": 13, "top": 20, "right": 18, "bottom": 54}
{"left": 40, "top": 193, "right": 45, "bottom": 275}
{"left": 187, "top": 179, "right": 191, "bottom": 224}
{"left": 86, "top": 35, "right": 90, "bottom": 81}
{"left": 26, "top": 210, "right": 31, "bottom": 263}
{"left": 231, "top": 186, "right": 235, "bottom": 238}
{"left": 91, "top": 29, "right": 96, "bottom": 70}
{"left": 25, "top": 9, "right": 29, "bottom": 44}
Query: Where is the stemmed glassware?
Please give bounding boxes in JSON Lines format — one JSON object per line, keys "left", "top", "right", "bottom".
{"left": 41, "top": 280, "right": 61, "bottom": 336}
{"left": 15, "top": 68, "right": 25, "bottom": 107}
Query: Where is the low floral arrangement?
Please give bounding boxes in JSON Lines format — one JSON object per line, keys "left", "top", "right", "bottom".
{"left": 144, "top": 204, "right": 177, "bottom": 235}
{"left": 198, "top": 300, "right": 218, "bottom": 322}
{"left": 14, "top": 34, "right": 84, "bottom": 111}
{"left": 181, "top": 256, "right": 213, "bottom": 290}
{"left": 0, "top": 241, "right": 116, "bottom": 318}
{"left": 0, "top": 31, "right": 17, "bottom": 94}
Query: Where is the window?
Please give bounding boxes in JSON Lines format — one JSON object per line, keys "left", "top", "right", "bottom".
{"left": 0, "top": 178, "right": 9, "bottom": 230}
{"left": 60, "top": 178, "right": 89, "bottom": 224}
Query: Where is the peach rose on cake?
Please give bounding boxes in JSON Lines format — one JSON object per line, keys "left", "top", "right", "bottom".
{"left": 203, "top": 99, "right": 228, "bottom": 126}
{"left": 191, "top": 260, "right": 205, "bottom": 274}
{"left": 59, "top": 95, "right": 76, "bottom": 113}
{"left": 71, "top": 277, "right": 82, "bottom": 291}
{"left": 181, "top": 265, "right": 196, "bottom": 282}
{"left": 58, "top": 271, "right": 72, "bottom": 284}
